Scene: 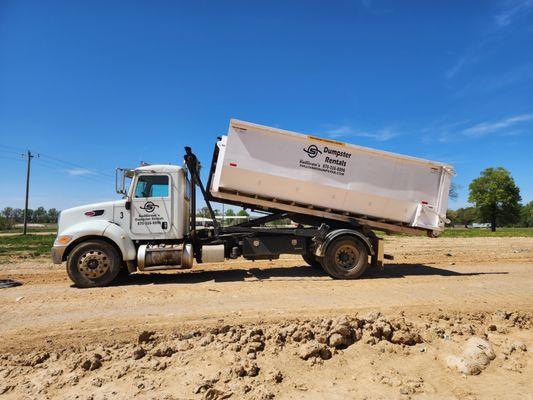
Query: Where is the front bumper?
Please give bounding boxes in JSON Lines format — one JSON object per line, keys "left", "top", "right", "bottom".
{"left": 51, "top": 245, "right": 67, "bottom": 264}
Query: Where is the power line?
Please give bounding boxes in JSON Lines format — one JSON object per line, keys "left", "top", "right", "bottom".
{"left": 0, "top": 144, "right": 26, "bottom": 153}
{"left": 37, "top": 159, "right": 114, "bottom": 184}
{"left": 39, "top": 152, "right": 115, "bottom": 179}
{"left": 1, "top": 144, "right": 115, "bottom": 179}
{"left": 0, "top": 154, "right": 26, "bottom": 163}
{"left": 2, "top": 146, "right": 116, "bottom": 226}
{"left": 0, "top": 147, "right": 24, "bottom": 156}
{"left": 0, "top": 149, "right": 114, "bottom": 184}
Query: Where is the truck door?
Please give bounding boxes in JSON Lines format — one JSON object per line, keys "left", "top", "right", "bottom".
{"left": 130, "top": 174, "right": 173, "bottom": 237}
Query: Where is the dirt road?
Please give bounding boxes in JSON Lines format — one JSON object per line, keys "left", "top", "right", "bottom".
{"left": 1, "top": 236, "right": 532, "bottom": 399}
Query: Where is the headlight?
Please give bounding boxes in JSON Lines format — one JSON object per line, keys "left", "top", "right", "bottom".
{"left": 55, "top": 235, "right": 72, "bottom": 245}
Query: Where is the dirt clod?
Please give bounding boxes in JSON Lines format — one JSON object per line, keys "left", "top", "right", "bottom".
{"left": 133, "top": 347, "right": 146, "bottom": 360}
{"left": 138, "top": 330, "right": 156, "bottom": 344}
{"left": 79, "top": 354, "right": 102, "bottom": 371}
{"left": 446, "top": 337, "right": 496, "bottom": 375}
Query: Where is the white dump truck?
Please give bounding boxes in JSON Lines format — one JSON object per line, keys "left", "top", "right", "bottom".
{"left": 52, "top": 119, "right": 454, "bottom": 287}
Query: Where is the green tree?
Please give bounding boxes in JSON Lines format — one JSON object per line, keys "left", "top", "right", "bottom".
{"left": 468, "top": 167, "right": 521, "bottom": 231}
{"left": 225, "top": 208, "right": 236, "bottom": 216}
{"left": 12, "top": 208, "right": 23, "bottom": 223}
{"left": 34, "top": 206, "right": 48, "bottom": 223}
{"left": 520, "top": 201, "right": 533, "bottom": 227}
{"left": 197, "top": 207, "right": 211, "bottom": 218}
{"left": 1, "top": 207, "right": 14, "bottom": 220}
{"left": 455, "top": 207, "right": 478, "bottom": 227}
{"left": 237, "top": 209, "right": 249, "bottom": 217}
{"left": 0, "top": 216, "right": 13, "bottom": 231}
{"left": 47, "top": 208, "right": 60, "bottom": 223}
{"left": 445, "top": 209, "right": 457, "bottom": 226}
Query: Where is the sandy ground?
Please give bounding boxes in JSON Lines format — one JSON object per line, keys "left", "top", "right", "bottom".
{"left": 0, "top": 236, "right": 532, "bottom": 399}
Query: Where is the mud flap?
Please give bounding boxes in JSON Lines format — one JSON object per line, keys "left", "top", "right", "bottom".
{"left": 370, "top": 237, "right": 384, "bottom": 270}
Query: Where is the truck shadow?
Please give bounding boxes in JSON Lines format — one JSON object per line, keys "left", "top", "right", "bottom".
{"left": 114, "top": 263, "right": 508, "bottom": 286}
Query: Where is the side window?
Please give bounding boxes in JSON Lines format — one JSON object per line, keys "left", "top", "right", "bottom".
{"left": 134, "top": 175, "right": 169, "bottom": 198}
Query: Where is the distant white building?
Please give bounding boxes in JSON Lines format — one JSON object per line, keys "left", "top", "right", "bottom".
{"left": 469, "top": 223, "right": 491, "bottom": 228}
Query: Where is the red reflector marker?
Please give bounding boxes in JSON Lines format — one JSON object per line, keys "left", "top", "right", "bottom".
{"left": 421, "top": 201, "right": 428, "bottom": 205}
{"left": 229, "top": 162, "right": 237, "bottom": 167}
{"left": 85, "top": 211, "right": 95, "bottom": 217}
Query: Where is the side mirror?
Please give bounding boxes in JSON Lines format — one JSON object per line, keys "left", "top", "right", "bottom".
{"left": 116, "top": 168, "right": 134, "bottom": 196}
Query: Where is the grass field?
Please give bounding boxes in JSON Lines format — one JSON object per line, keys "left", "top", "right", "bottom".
{"left": 0, "top": 224, "right": 57, "bottom": 234}
{"left": 441, "top": 227, "right": 533, "bottom": 237}
{"left": 0, "top": 234, "right": 55, "bottom": 262}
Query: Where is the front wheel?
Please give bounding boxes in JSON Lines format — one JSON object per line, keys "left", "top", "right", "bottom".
{"left": 322, "top": 236, "right": 368, "bottom": 279}
{"left": 66, "top": 240, "right": 122, "bottom": 288}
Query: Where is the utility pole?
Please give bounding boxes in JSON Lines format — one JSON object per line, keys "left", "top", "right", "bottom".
{"left": 22, "top": 151, "right": 34, "bottom": 235}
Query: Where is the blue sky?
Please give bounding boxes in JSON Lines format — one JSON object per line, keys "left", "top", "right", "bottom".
{"left": 0, "top": 0, "right": 532, "bottom": 211}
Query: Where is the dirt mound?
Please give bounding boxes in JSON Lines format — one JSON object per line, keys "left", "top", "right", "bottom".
{"left": 0, "top": 312, "right": 426, "bottom": 398}
{"left": 1, "top": 310, "right": 531, "bottom": 399}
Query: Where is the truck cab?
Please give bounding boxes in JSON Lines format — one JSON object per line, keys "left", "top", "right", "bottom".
{"left": 52, "top": 164, "right": 193, "bottom": 286}
{"left": 118, "top": 165, "right": 190, "bottom": 241}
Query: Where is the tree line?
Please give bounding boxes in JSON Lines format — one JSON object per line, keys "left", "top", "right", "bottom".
{"left": 0, "top": 207, "right": 60, "bottom": 229}
{"left": 447, "top": 203, "right": 532, "bottom": 228}
{"left": 196, "top": 207, "right": 249, "bottom": 218}
{"left": 448, "top": 167, "right": 532, "bottom": 230}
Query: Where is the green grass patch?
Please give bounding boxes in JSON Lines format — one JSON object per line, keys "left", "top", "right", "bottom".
{"left": 0, "top": 224, "right": 57, "bottom": 234}
{"left": 0, "top": 234, "right": 55, "bottom": 260}
{"left": 441, "top": 227, "right": 533, "bottom": 238}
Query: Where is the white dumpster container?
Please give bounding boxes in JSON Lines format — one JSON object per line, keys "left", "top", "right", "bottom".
{"left": 210, "top": 119, "right": 454, "bottom": 233}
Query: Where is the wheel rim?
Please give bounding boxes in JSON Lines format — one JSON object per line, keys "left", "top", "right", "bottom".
{"left": 334, "top": 244, "right": 359, "bottom": 270}
{"left": 78, "top": 250, "right": 110, "bottom": 279}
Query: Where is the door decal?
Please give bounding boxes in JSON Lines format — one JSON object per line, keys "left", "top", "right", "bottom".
{"left": 134, "top": 201, "right": 164, "bottom": 228}
{"left": 140, "top": 201, "right": 159, "bottom": 213}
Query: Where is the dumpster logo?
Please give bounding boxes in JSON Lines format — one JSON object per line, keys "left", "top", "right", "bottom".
{"left": 303, "top": 144, "right": 322, "bottom": 158}
{"left": 140, "top": 201, "right": 159, "bottom": 213}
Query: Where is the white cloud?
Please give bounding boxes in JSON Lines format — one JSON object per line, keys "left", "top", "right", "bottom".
{"left": 445, "top": 0, "right": 533, "bottom": 81}
{"left": 420, "top": 119, "right": 472, "bottom": 143}
{"left": 495, "top": 0, "right": 533, "bottom": 27}
{"left": 358, "top": 0, "right": 393, "bottom": 15}
{"left": 445, "top": 56, "right": 469, "bottom": 80}
{"left": 66, "top": 168, "right": 95, "bottom": 176}
{"left": 421, "top": 114, "right": 533, "bottom": 143}
{"left": 462, "top": 114, "right": 533, "bottom": 137}
{"left": 326, "top": 125, "right": 400, "bottom": 141}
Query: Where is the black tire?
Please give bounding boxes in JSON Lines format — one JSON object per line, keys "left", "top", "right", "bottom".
{"left": 302, "top": 253, "right": 323, "bottom": 269}
{"left": 322, "top": 236, "right": 369, "bottom": 279}
{"left": 66, "top": 240, "right": 122, "bottom": 288}
{"left": 115, "top": 264, "right": 131, "bottom": 281}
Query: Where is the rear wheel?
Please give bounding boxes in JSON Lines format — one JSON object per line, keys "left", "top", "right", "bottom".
{"left": 302, "top": 253, "right": 323, "bottom": 269}
{"left": 322, "top": 236, "right": 368, "bottom": 279}
{"left": 66, "top": 240, "right": 122, "bottom": 288}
